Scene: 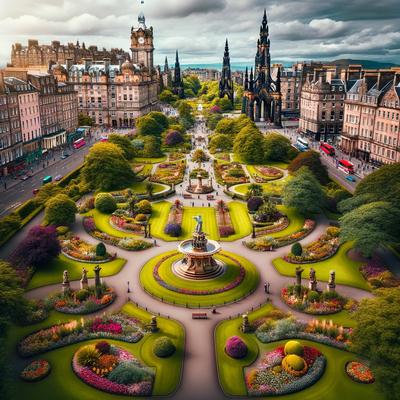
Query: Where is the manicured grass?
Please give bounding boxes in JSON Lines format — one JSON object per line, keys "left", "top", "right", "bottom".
{"left": 5, "top": 303, "right": 184, "bottom": 399}
{"left": 273, "top": 242, "right": 369, "bottom": 290}
{"left": 269, "top": 206, "right": 305, "bottom": 238}
{"left": 215, "top": 304, "right": 383, "bottom": 400}
{"left": 246, "top": 165, "right": 286, "bottom": 182}
{"left": 148, "top": 201, "right": 173, "bottom": 240}
{"left": 128, "top": 181, "right": 167, "bottom": 194}
{"left": 134, "top": 156, "right": 167, "bottom": 164}
{"left": 140, "top": 250, "right": 259, "bottom": 307}
{"left": 135, "top": 163, "right": 153, "bottom": 177}
{"left": 221, "top": 201, "right": 252, "bottom": 241}
{"left": 230, "top": 153, "right": 289, "bottom": 169}
{"left": 232, "top": 176, "right": 291, "bottom": 196}
{"left": 27, "top": 254, "right": 126, "bottom": 290}
{"left": 314, "top": 310, "right": 356, "bottom": 328}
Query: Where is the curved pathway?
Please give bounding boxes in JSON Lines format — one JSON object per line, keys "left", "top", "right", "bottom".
{"left": 12, "top": 120, "right": 373, "bottom": 400}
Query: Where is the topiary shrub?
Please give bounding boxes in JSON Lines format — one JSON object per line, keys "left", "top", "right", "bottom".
{"left": 95, "top": 341, "right": 111, "bottom": 355}
{"left": 135, "top": 214, "right": 147, "bottom": 222}
{"left": 284, "top": 340, "right": 304, "bottom": 356}
{"left": 164, "top": 223, "right": 182, "bottom": 237}
{"left": 282, "top": 354, "right": 307, "bottom": 376}
{"left": 165, "top": 130, "right": 183, "bottom": 146}
{"left": 136, "top": 199, "right": 152, "bottom": 214}
{"left": 307, "top": 290, "right": 320, "bottom": 302}
{"left": 291, "top": 242, "right": 302, "bottom": 256}
{"left": 247, "top": 196, "right": 264, "bottom": 213}
{"left": 95, "top": 193, "right": 117, "bottom": 214}
{"left": 95, "top": 242, "right": 107, "bottom": 257}
{"left": 225, "top": 336, "right": 248, "bottom": 359}
{"left": 108, "top": 361, "right": 154, "bottom": 384}
{"left": 153, "top": 336, "right": 176, "bottom": 358}
{"left": 56, "top": 226, "right": 69, "bottom": 236}
{"left": 77, "top": 345, "right": 100, "bottom": 367}
{"left": 75, "top": 289, "right": 89, "bottom": 301}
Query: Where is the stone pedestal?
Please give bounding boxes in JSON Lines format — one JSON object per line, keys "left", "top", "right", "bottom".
{"left": 80, "top": 267, "right": 88, "bottom": 289}
{"left": 242, "top": 314, "right": 251, "bottom": 333}
{"left": 62, "top": 270, "right": 70, "bottom": 294}
{"left": 150, "top": 316, "right": 158, "bottom": 332}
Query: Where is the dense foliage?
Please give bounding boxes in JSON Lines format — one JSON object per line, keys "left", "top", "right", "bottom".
{"left": 108, "top": 134, "right": 136, "bottom": 160}
{"left": 288, "top": 151, "right": 329, "bottom": 184}
{"left": 95, "top": 193, "right": 117, "bottom": 214}
{"left": 153, "top": 336, "right": 176, "bottom": 358}
{"left": 44, "top": 194, "right": 77, "bottom": 226}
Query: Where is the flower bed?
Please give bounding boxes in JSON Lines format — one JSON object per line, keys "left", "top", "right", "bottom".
{"left": 110, "top": 215, "right": 146, "bottom": 235}
{"left": 61, "top": 237, "right": 115, "bottom": 263}
{"left": 254, "top": 217, "right": 289, "bottom": 235}
{"left": 281, "top": 285, "right": 347, "bottom": 315}
{"left": 245, "top": 220, "right": 315, "bottom": 251}
{"left": 216, "top": 201, "right": 235, "bottom": 237}
{"left": 345, "top": 361, "right": 374, "bottom": 384}
{"left": 153, "top": 252, "right": 246, "bottom": 295}
{"left": 150, "top": 161, "right": 185, "bottom": 185}
{"left": 214, "top": 161, "right": 249, "bottom": 186}
{"left": 83, "top": 217, "right": 152, "bottom": 251}
{"left": 164, "top": 201, "right": 183, "bottom": 237}
{"left": 283, "top": 228, "right": 340, "bottom": 263}
{"left": 18, "top": 314, "right": 146, "bottom": 357}
{"left": 73, "top": 342, "right": 154, "bottom": 396}
{"left": 253, "top": 166, "right": 283, "bottom": 182}
{"left": 359, "top": 260, "right": 400, "bottom": 289}
{"left": 255, "top": 317, "right": 351, "bottom": 350}
{"left": 20, "top": 360, "right": 51, "bottom": 382}
{"left": 245, "top": 342, "right": 326, "bottom": 396}
{"left": 189, "top": 168, "right": 209, "bottom": 179}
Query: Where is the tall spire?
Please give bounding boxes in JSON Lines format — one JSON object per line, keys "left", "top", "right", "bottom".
{"left": 175, "top": 49, "right": 179, "bottom": 64}
{"left": 172, "top": 50, "right": 184, "bottom": 98}
{"left": 219, "top": 39, "right": 234, "bottom": 105}
{"left": 164, "top": 56, "right": 169, "bottom": 72}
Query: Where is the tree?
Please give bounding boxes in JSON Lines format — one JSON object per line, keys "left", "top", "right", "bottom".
{"left": 136, "top": 116, "right": 164, "bottom": 136}
{"left": 95, "top": 193, "right": 117, "bottom": 214}
{"left": 164, "top": 130, "right": 183, "bottom": 146}
{"left": 108, "top": 134, "right": 136, "bottom": 160}
{"left": 208, "top": 134, "right": 233, "bottom": 153}
{"left": 192, "top": 149, "right": 208, "bottom": 167}
{"left": 148, "top": 112, "right": 169, "bottom": 131}
{"left": 339, "top": 201, "right": 400, "bottom": 257}
{"left": 44, "top": 194, "right": 77, "bottom": 226}
{"left": 212, "top": 96, "right": 233, "bottom": 111}
{"left": 206, "top": 113, "right": 223, "bottom": 130}
{"left": 10, "top": 225, "right": 61, "bottom": 269}
{"left": 78, "top": 113, "right": 93, "bottom": 126}
{"left": 246, "top": 184, "right": 263, "bottom": 198}
{"left": 177, "top": 101, "right": 195, "bottom": 129}
{"left": 159, "top": 89, "right": 178, "bottom": 104}
{"left": 233, "top": 125, "right": 265, "bottom": 164}
{"left": 96, "top": 243, "right": 107, "bottom": 257}
{"left": 283, "top": 167, "right": 326, "bottom": 217}
{"left": 351, "top": 288, "right": 400, "bottom": 399}
{"left": 34, "top": 183, "right": 64, "bottom": 206}
{"left": 142, "top": 135, "right": 162, "bottom": 157}
{"left": 82, "top": 142, "right": 135, "bottom": 191}
{"left": 264, "top": 132, "right": 292, "bottom": 162}
{"left": 146, "top": 182, "right": 155, "bottom": 198}
{"left": 183, "top": 75, "right": 201, "bottom": 96}
{"left": 288, "top": 150, "right": 329, "bottom": 184}
{"left": 215, "top": 118, "right": 237, "bottom": 135}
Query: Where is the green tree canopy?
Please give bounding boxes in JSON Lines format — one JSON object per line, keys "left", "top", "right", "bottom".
{"left": 142, "top": 135, "right": 162, "bottom": 157}
{"left": 177, "top": 101, "right": 195, "bottom": 129}
{"left": 233, "top": 125, "right": 265, "bottom": 164}
{"left": 136, "top": 116, "right": 164, "bottom": 136}
{"left": 212, "top": 96, "right": 233, "bottom": 111}
{"left": 339, "top": 201, "right": 400, "bottom": 257}
{"left": 208, "top": 133, "right": 233, "bottom": 153}
{"left": 44, "top": 194, "right": 77, "bottom": 226}
{"left": 108, "top": 134, "right": 136, "bottom": 160}
{"left": 283, "top": 167, "right": 326, "bottom": 217}
{"left": 215, "top": 118, "right": 237, "bottom": 135}
{"left": 82, "top": 142, "right": 135, "bottom": 191}
{"left": 159, "top": 89, "right": 178, "bottom": 104}
{"left": 183, "top": 75, "right": 201, "bottom": 96}
{"left": 35, "top": 183, "right": 64, "bottom": 206}
{"left": 78, "top": 113, "right": 93, "bottom": 126}
{"left": 192, "top": 149, "right": 208, "bottom": 166}
{"left": 288, "top": 150, "right": 329, "bottom": 184}
{"left": 351, "top": 288, "right": 400, "bottom": 400}
{"left": 264, "top": 132, "right": 292, "bottom": 162}
{"left": 206, "top": 113, "right": 223, "bottom": 130}
{"left": 147, "top": 111, "right": 169, "bottom": 131}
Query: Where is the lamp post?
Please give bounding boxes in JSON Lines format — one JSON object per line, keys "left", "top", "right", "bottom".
{"left": 148, "top": 223, "right": 152, "bottom": 239}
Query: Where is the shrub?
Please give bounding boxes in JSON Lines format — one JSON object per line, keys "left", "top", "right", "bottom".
{"left": 291, "top": 242, "right": 303, "bottom": 256}
{"left": 153, "top": 336, "right": 176, "bottom": 358}
{"left": 326, "top": 226, "right": 340, "bottom": 238}
{"left": 225, "top": 336, "right": 248, "bottom": 359}
{"left": 95, "top": 341, "right": 111, "bottom": 355}
{"left": 75, "top": 289, "right": 90, "bottom": 301}
{"left": 95, "top": 242, "right": 107, "bottom": 257}
{"left": 282, "top": 354, "right": 307, "bottom": 374}
{"left": 219, "top": 226, "right": 235, "bottom": 237}
{"left": 77, "top": 345, "right": 100, "bottom": 367}
{"left": 95, "top": 193, "right": 117, "bottom": 214}
{"left": 97, "top": 354, "right": 118, "bottom": 370}
{"left": 16, "top": 200, "right": 37, "bottom": 219}
{"left": 165, "top": 130, "right": 183, "bottom": 146}
{"left": 307, "top": 291, "right": 320, "bottom": 302}
{"left": 284, "top": 340, "right": 304, "bottom": 356}
{"left": 0, "top": 213, "right": 21, "bottom": 237}
{"left": 45, "top": 194, "right": 77, "bottom": 226}
{"left": 108, "top": 361, "right": 153, "bottom": 384}
{"left": 247, "top": 196, "right": 264, "bottom": 213}
{"left": 136, "top": 199, "right": 152, "bottom": 214}
{"left": 164, "top": 223, "right": 182, "bottom": 237}
{"left": 135, "top": 214, "right": 147, "bottom": 222}
{"left": 56, "top": 226, "right": 69, "bottom": 236}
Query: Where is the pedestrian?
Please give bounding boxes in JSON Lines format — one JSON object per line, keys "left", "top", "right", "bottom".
{"left": 267, "top": 282, "right": 270, "bottom": 294}
{"left": 127, "top": 281, "right": 131, "bottom": 293}
{"left": 154, "top": 239, "right": 157, "bottom": 246}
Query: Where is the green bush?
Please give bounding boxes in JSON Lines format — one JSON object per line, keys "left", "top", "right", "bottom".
{"left": 0, "top": 214, "right": 21, "bottom": 237}
{"left": 284, "top": 340, "right": 304, "bottom": 356}
{"left": 75, "top": 289, "right": 90, "bottom": 301}
{"left": 77, "top": 345, "right": 100, "bottom": 367}
{"left": 136, "top": 199, "right": 152, "bottom": 214}
{"left": 56, "top": 226, "right": 69, "bottom": 236}
{"left": 307, "top": 290, "right": 320, "bottom": 302}
{"left": 44, "top": 194, "right": 77, "bottom": 226}
{"left": 108, "top": 361, "right": 154, "bottom": 384}
{"left": 326, "top": 226, "right": 340, "bottom": 238}
{"left": 16, "top": 200, "right": 37, "bottom": 219}
{"left": 321, "top": 290, "right": 341, "bottom": 301}
{"left": 95, "top": 193, "right": 117, "bottom": 214}
{"left": 153, "top": 336, "right": 176, "bottom": 358}
{"left": 291, "top": 242, "right": 303, "bottom": 256}
{"left": 135, "top": 214, "right": 147, "bottom": 222}
{"left": 95, "top": 242, "right": 107, "bottom": 257}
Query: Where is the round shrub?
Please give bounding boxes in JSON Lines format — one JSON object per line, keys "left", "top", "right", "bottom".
{"left": 326, "top": 226, "right": 340, "bottom": 238}
{"left": 165, "top": 130, "right": 183, "bottom": 146}
{"left": 56, "top": 226, "right": 69, "bottom": 236}
{"left": 95, "top": 242, "right": 106, "bottom": 257}
{"left": 247, "top": 196, "right": 264, "bottom": 213}
{"left": 75, "top": 289, "right": 89, "bottom": 301}
{"left": 95, "top": 193, "right": 117, "bottom": 214}
{"left": 77, "top": 345, "right": 100, "bottom": 367}
{"left": 136, "top": 199, "right": 152, "bottom": 214}
{"left": 164, "top": 223, "right": 182, "bottom": 237}
{"left": 108, "top": 361, "right": 153, "bottom": 384}
{"left": 284, "top": 340, "right": 304, "bottom": 356}
{"left": 307, "top": 290, "right": 320, "bottom": 302}
{"left": 282, "top": 354, "right": 307, "bottom": 373}
{"left": 45, "top": 194, "right": 77, "bottom": 226}
{"left": 225, "top": 336, "right": 248, "bottom": 359}
{"left": 153, "top": 336, "right": 176, "bottom": 358}
{"left": 135, "top": 213, "right": 147, "bottom": 222}
{"left": 95, "top": 341, "right": 111, "bottom": 355}
{"left": 291, "top": 242, "right": 303, "bottom": 256}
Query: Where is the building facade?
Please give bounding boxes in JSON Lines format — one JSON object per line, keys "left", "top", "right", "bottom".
{"left": 53, "top": 13, "right": 159, "bottom": 127}
{"left": 279, "top": 64, "right": 302, "bottom": 118}
{"left": 340, "top": 69, "right": 400, "bottom": 164}
{"left": 242, "top": 10, "right": 282, "bottom": 126}
{"left": 10, "top": 39, "right": 129, "bottom": 68}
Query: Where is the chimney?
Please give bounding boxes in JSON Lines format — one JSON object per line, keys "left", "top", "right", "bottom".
{"left": 66, "top": 58, "right": 73, "bottom": 71}
{"left": 325, "top": 67, "right": 336, "bottom": 84}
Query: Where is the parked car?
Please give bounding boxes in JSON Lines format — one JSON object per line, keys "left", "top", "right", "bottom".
{"left": 61, "top": 152, "right": 70, "bottom": 159}
{"left": 20, "top": 174, "right": 31, "bottom": 181}
{"left": 43, "top": 175, "right": 52, "bottom": 185}
{"left": 32, "top": 188, "right": 39, "bottom": 195}
{"left": 54, "top": 174, "right": 63, "bottom": 181}
{"left": 345, "top": 175, "right": 356, "bottom": 183}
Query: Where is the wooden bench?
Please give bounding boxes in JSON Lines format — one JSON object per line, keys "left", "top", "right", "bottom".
{"left": 206, "top": 195, "right": 214, "bottom": 200}
{"left": 183, "top": 194, "right": 193, "bottom": 199}
{"left": 192, "top": 312, "right": 208, "bottom": 320}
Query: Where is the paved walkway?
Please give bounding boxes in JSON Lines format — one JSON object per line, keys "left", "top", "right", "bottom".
{"left": 10, "top": 120, "right": 374, "bottom": 400}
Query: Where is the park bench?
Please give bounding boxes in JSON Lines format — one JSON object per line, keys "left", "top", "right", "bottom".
{"left": 206, "top": 195, "right": 214, "bottom": 200}
{"left": 183, "top": 194, "right": 193, "bottom": 199}
{"left": 192, "top": 312, "right": 208, "bottom": 320}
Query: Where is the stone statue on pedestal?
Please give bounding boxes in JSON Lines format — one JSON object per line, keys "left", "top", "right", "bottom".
{"left": 80, "top": 267, "right": 88, "bottom": 289}
{"left": 327, "top": 270, "right": 336, "bottom": 292}
{"left": 309, "top": 267, "right": 318, "bottom": 291}
{"left": 94, "top": 265, "right": 102, "bottom": 298}
{"left": 150, "top": 315, "right": 158, "bottom": 332}
{"left": 193, "top": 215, "right": 203, "bottom": 234}
{"left": 295, "top": 266, "right": 304, "bottom": 286}
{"left": 62, "top": 270, "right": 70, "bottom": 294}
{"left": 242, "top": 313, "right": 251, "bottom": 333}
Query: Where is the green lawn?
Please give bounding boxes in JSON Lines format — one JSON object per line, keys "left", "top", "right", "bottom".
{"left": 128, "top": 181, "right": 167, "bottom": 194}
{"left": 133, "top": 156, "right": 167, "bottom": 164}
{"left": 140, "top": 250, "right": 260, "bottom": 307}
{"left": 273, "top": 242, "right": 369, "bottom": 290}
{"left": 215, "top": 304, "right": 383, "bottom": 400}
{"left": 268, "top": 206, "right": 305, "bottom": 238}
{"left": 230, "top": 153, "right": 289, "bottom": 169}
{"left": 148, "top": 201, "right": 173, "bottom": 240}
{"left": 222, "top": 201, "right": 253, "bottom": 241}
{"left": 232, "top": 176, "right": 291, "bottom": 196}
{"left": 5, "top": 303, "right": 184, "bottom": 399}
{"left": 27, "top": 254, "right": 126, "bottom": 290}
{"left": 246, "top": 165, "right": 285, "bottom": 181}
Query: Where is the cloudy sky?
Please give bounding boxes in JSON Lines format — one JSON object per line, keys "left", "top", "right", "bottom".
{"left": 1, "top": 0, "right": 399, "bottom": 67}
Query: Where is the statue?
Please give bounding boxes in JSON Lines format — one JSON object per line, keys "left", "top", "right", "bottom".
{"left": 150, "top": 315, "right": 158, "bottom": 332}
{"left": 94, "top": 265, "right": 102, "bottom": 298}
{"left": 242, "top": 313, "right": 251, "bottom": 333}
{"left": 309, "top": 267, "right": 318, "bottom": 291}
{"left": 80, "top": 267, "right": 88, "bottom": 289}
{"left": 62, "top": 270, "right": 70, "bottom": 294}
{"left": 295, "top": 266, "right": 304, "bottom": 286}
{"left": 193, "top": 215, "right": 203, "bottom": 234}
{"left": 327, "top": 270, "right": 336, "bottom": 292}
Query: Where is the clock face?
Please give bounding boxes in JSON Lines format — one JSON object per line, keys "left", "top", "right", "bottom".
{"left": 138, "top": 37, "right": 145, "bottom": 44}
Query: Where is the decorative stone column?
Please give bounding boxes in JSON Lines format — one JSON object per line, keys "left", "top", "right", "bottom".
{"left": 150, "top": 315, "right": 158, "bottom": 332}
{"left": 62, "top": 270, "right": 70, "bottom": 295}
{"left": 80, "top": 267, "right": 88, "bottom": 289}
{"left": 94, "top": 265, "right": 102, "bottom": 299}
{"left": 327, "top": 270, "right": 336, "bottom": 292}
{"left": 308, "top": 267, "right": 318, "bottom": 291}
{"left": 242, "top": 313, "right": 251, "bottom": 333}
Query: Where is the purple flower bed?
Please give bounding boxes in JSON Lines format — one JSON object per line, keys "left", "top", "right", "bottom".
{"left": 225, "top": 336, "right": 248, "bottom": 359}
{"left": 360, "top": 261, "right": 387, "bottom": 278}
{"left": 152, "top": 253, "right": 246, "bottom": 295}
{"left": 164, "top": 223, "right": 182, "bottom": 237}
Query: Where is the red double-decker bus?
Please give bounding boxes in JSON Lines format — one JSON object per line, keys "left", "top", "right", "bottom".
{"left": 73, "top": 137, "right": 86, "bottom": 149}
{"left": 338, "top": 159, "right": 354, "bottom": 174}
{"left": 320, "top": 142, "right": 335, "bottom": 156}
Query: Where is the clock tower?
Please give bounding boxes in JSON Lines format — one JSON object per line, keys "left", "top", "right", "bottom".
{"left": 130, "top": 12, "right": 154, "bottom": 70}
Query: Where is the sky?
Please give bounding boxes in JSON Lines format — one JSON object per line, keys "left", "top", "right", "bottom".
{"left": 1, "top": 0, "right": 400, "bottom": 67}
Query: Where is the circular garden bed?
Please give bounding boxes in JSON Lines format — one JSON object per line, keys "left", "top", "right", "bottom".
{"left": 20, "top": 360, "right": 51, "bottom": 382}
{"left": 72, "top": 341, "right": 154, "bottom": 396}
{"left": 253, "top": 166, "right": 284, "bottom": 182}
{"left": 140, "top": 250, "right": 259, "bottom": 308}
{"left": 345, "top": 361, "right": 374, "bottom": 384}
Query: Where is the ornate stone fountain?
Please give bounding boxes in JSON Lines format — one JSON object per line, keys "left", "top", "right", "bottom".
{"left": 173, "top": 215, "right": 224, "bottom": 279}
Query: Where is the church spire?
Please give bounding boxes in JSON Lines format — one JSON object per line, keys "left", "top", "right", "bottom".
{"left": 219, "top": 39, "right": 234, "bottom": 105}
{"left": 164, "top": 56, "right": 169, "bottom": 72}
{"left": 172, "top": 50, "right": 184, "bottom": 98}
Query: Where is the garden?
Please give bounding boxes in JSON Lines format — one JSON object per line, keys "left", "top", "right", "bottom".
{"left": 246, "top": 165, "right": 284, "bottom": 182}
{"left": 214, "top": 160, "right": 249, "bottom": 186}
{"left": 150, "top": 161, "right": 186, "bottom": 185}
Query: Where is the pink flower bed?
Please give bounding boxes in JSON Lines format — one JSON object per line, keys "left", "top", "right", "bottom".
{"left": 91, "top": 318, "right": 123, "bottom": 334}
